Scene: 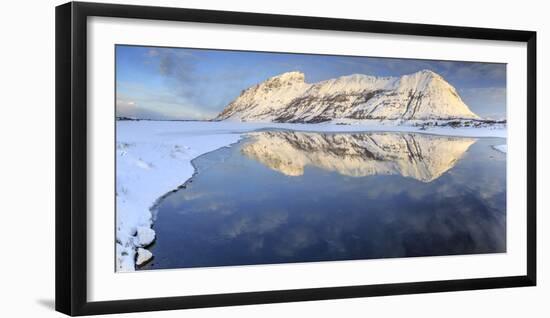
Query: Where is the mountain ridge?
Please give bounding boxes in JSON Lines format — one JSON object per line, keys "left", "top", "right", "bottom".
{"left": 216, "top": 70, "right": 481, "bottom": 123}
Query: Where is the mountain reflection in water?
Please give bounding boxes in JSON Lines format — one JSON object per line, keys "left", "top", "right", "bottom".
{"left": 140, "top": 131, "right": 506, "bottom": 270}
{"left": 241, "top": 131, "right": 476, "bottom": 182}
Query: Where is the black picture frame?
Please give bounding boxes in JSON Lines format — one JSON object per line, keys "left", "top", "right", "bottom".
{"left": 55, "top": 1, "right": 537, "bottom": 316}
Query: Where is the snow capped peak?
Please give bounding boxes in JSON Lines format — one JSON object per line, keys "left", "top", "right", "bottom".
{"left": 416, "top": 69, "right": 439, "bottom": 76}
{"left": 333, "top": 73, "right": 380, "bottom": 82}
{"left": 407, "top": 69, "right": 442, "bottom": 80}
{"left": 392, "top": 69, "right": 439, "bottom": 90}
{"left": 216, "top": 71, "right": 310, "bottom": 121}
{"left": 307, "top": 73, "right": 393, "bottom": 96}
{"left": 265, "top": 71, "right": 305, "bottom": 84}
{"left": 216, "top": 70, "right": 481, "bottom": 122}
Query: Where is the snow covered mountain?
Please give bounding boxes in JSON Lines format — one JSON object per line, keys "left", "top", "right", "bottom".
{"left": 216, "top": 70, "right": 481, "bottom": 123}
{"left": 241, "top": 131, "right": 476, "bottom": 182}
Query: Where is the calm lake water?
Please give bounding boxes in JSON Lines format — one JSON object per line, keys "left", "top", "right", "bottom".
{"left": 139, "top": 130, "right": 506, "bottom": 270}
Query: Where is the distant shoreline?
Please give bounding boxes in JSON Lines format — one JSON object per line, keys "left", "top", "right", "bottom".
{"left": 117, "top": 116, "right": 506, "bottom": 124}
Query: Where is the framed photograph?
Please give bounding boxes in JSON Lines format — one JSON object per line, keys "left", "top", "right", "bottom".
{"left": 55, "top": 1, "right": 536, "bottom": 316}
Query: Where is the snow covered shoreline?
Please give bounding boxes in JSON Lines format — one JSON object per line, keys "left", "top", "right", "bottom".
{"left": 115, "top": 120, "right": 507, "bottom": 271}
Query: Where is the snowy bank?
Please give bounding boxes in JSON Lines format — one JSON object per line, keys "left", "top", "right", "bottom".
{"left": 116, "top": 120, "right": 507, "bottom": 271}
{"left": 116, "top": 121, "right": 242, "bottom": 271}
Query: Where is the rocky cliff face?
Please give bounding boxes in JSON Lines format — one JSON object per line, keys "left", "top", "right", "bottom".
{"left": 216, "top": 70, "right": 480, "bottom": 123}
{"left": 241, "top": 131, "right": 476, "bottom": 182}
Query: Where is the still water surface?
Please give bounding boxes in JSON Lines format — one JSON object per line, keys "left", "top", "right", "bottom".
{"left": 140, "top": 130, "right": 506, "bottom": 270}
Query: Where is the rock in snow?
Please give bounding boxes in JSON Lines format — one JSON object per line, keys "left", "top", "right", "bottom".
{"left": 136, "top": 226, "right": 155, "bottom": 247}
{"left": 216, "top": 70, "right": 480, "bottom": 123}
{"left": 136, "top": 248, "right": 153, "bottom": 266}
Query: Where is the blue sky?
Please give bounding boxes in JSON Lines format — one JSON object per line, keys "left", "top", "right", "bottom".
{"left": 116, "top": 45, "right": 507, "bottom": 120}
